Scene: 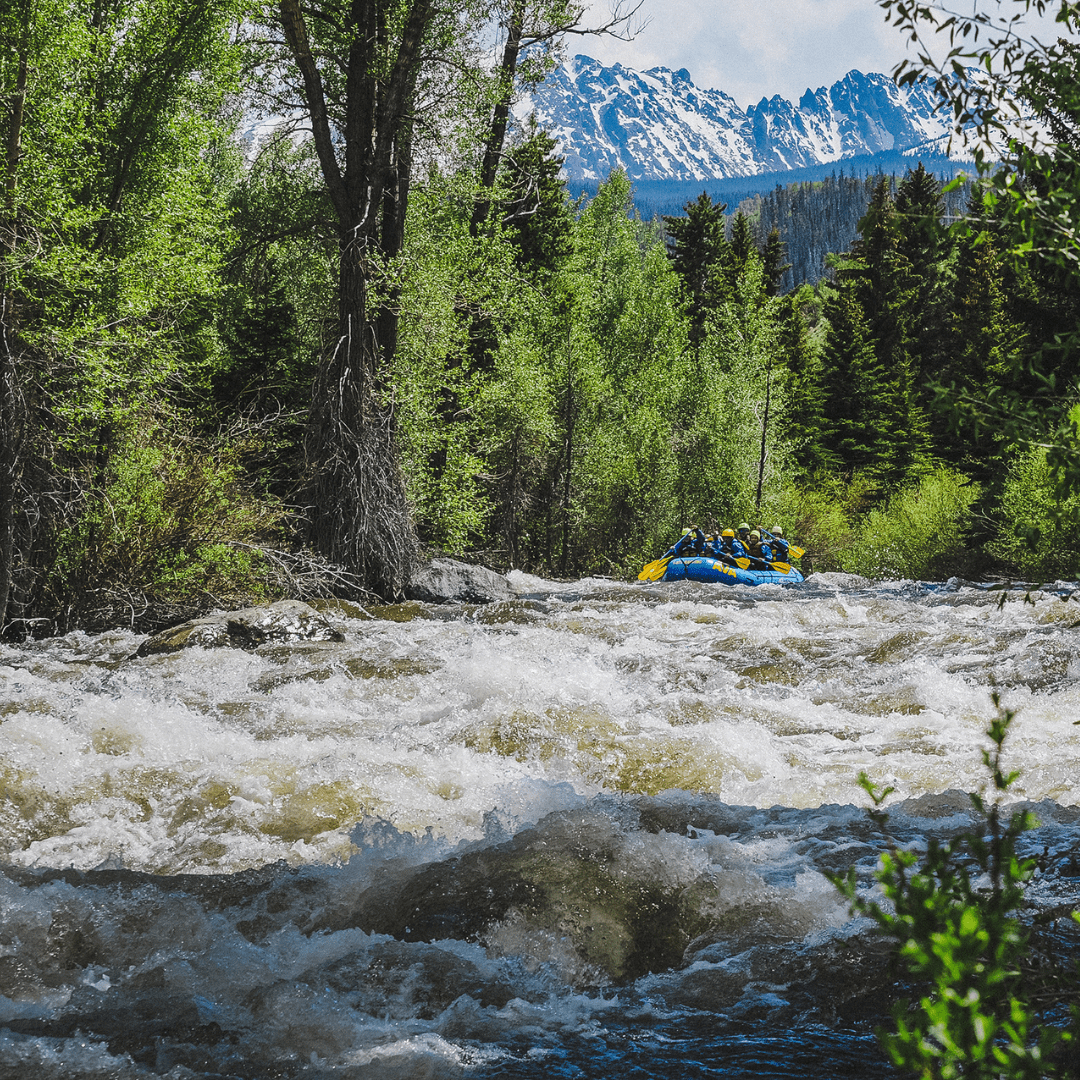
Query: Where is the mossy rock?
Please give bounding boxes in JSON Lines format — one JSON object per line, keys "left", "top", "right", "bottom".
{"left": 135, "top": 600, "right": 345, "bottom": 656}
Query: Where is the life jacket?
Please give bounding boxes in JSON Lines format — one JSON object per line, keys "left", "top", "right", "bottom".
{"left": 721, "top": 537, "right": 749, "bottom": 559}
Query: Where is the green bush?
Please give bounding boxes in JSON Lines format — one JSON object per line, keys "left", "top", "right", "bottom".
{"left": 767, "top": 473, "right": 877, "bottom": 572}
{"left": 41, "top": 418, "right": 282, "bottom": 627}
{"left": 840, "top": 467, "right": 980, "bottom": 580}
{"left": 834, "top": 702, "right": 1078, "bottom": 1079}
{"left": 990, "top": 446, "right": 1080, "bottom": 581}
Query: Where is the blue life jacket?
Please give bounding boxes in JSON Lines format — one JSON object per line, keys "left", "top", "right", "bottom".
{"left": 721, "top": 538, "right": 749, "bottom": 559}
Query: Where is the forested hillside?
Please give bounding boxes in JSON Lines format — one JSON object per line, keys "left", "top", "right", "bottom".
{"left": 737, "top": 170, "right": 973, "bottom": 291}
{"left": 1, "top": 0, "right": 1078, "bottom": 636}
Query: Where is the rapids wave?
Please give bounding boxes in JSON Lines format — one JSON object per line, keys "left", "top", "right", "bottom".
{"left": 2, "top": 572, "right": 1079, "bottom": 1077}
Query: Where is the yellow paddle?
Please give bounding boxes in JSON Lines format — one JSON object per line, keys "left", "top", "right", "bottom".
{"left": 760, "top": 528, "right": 804, "bottom": 560}
{"left": 733, "top": 556, "right": 794, "bottom": 573}
{"left": 638, "top": 556, "right": 673, "bottom": 581}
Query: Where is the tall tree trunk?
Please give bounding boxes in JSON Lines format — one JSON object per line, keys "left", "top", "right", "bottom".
{"left": 0, "top": 18, "right": 29, "bottom": 632}
{"left": 279, "top": 0, "right": 431, "bottom": 598}
{"left": 0, "top": 295, "right": 26, "bottom": 633}
{"left": 755, "top": 355, "right": 772, "bottom": 516}
{"left": 305, "top": 233, "right": 414, "bottom": 598}
{"left": 471, "top": 0, "right": 524, "bottom": 234}
{"left": 559, "top": 327, "right": 574, "bottom": 577}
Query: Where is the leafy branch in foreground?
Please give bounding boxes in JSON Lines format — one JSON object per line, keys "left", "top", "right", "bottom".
{"left": 832, "top": 697, "right": 1079, "bottom": 1079}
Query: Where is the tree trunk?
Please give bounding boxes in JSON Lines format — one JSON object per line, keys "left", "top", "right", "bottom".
{"left": 305, "top": 233, "right": 415, "bottom": 599}
{"left": 559, "top": 328, "right": 574, "bottom": 577}
{"left": 0, "top": 295, "right": 27, "bottom": 633}
{"left": 279, "top": 0, "right": 431, "bottom": 598}
{"left": 755, "top": 356, "right": 772, "bottom": 515}
{"left": 0, "top": 19, "right": 29, "bottom": 632}
{"left": 471, "top": 0, "right": 524, "bottom": 234}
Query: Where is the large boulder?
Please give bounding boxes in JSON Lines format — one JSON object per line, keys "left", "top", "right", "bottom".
{"left": 405, "top": 558, "right": 511, "bottom": 605}
{"left": 135, "top": 600, "right": 345, "bottom": 657}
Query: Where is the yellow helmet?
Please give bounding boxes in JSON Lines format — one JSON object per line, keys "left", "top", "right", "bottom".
{"left": 721, "top": 529, "right": 735, "bottom": 538}
{"left": 750, "top": 530, "right": 761, "bottom": 541}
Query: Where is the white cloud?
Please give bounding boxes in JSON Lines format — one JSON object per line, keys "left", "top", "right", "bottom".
{"left": 578, "top": 0, "right": 904, "bottom": 106}
{"left": 577, "top": 0, "right": 1071, "bottom": 107}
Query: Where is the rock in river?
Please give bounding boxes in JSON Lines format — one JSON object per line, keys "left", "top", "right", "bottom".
{"left": 135, "top": 600, "right": 345, "bottom": 656}
{"left": 405, "top": 557, "right": 511, "bottom": 604}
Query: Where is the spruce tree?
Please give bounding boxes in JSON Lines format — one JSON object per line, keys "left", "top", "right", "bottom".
{"left": 819, "top": 287, "right": 894, "bottom": 476}
{"left": 499, "top": 127, "right": 574, "bottom": 279}
{"left": 894, "top": 163, "right": 951, "bottom": 400}
{"left": 845, "top": 176, "right": 931, "bottom": 487}
{"left": 762, "top": 227, "right": 791, "bottom": 297}
{"left": 780, "top": 285, "right": 828, "bottom": 475}
{"left": 940, "top": 229, "right": 1025, "bottom": 483}
{"left": 662, "top": 191, "right": 729, "bottom": 347}
{"left": 728, "top": 211, "right": 757, "bottom": 286}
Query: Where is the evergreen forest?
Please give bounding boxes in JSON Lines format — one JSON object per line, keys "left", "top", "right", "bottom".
{"left": 2, "top": 0, "right": 1079, "bottom": 635}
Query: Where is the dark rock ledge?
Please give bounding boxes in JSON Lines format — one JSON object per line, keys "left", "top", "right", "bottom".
{"left": 135, "top": 599, "right": 345, "bottom": 657}
{"left": 133, "top": 561, "right": 514, "bottom": 655}
{"left": 403, "top": 558, "right": 512, "bottom": 605}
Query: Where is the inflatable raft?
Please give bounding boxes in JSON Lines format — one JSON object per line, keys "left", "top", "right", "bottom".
{"left": 661, "top": 555, "right": 804, "bottom": 586}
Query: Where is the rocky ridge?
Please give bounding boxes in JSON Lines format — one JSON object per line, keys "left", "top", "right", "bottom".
{"left": 517, "top": 55, "right": 960, "bottom": 182}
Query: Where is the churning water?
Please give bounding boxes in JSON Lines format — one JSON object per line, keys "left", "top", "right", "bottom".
{"left": 2, "top": 571, "right": 1080, "bottom": 1078}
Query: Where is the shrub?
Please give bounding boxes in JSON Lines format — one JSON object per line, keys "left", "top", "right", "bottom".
{"left": 39, "top": 418, "right": 282, "bottom": 628}
{"left": 990, "top": 446, "right": 1080, "bottom": 581}
{"left": 833, "top": 701, "right": 1078, "bottom": 1079}
{"left": 840, "top": 467, "right": 980, "bottom": 580}
{"left": 768, "top": 473, "right": 877, "bottom": 573}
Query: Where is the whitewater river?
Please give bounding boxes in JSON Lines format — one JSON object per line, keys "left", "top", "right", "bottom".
{"left": 2, "top": 571, "right": 1080, "bottom": 1079}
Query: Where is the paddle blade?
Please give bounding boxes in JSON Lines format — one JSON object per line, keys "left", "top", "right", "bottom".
{"left": 638, "top": 557, "right": 671, "bottom": 581}
{"left": 787, "top": 546, "right": 805, "bottom": 559}
{"left": 769, "top": 561, "right": 792, "bottom": 573}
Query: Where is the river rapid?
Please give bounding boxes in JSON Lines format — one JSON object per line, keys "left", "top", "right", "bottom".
{"left": 2, "top": 571, "right": 1080, "bottom": 1079}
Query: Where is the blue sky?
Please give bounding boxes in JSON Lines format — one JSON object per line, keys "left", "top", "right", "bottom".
{"left": 578, "top": 0, "right": 1068, "bottom": 109}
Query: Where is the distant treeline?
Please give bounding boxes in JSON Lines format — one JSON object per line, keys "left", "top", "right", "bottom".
{"left": 738, "top": 170, "right": 974, "bottom": 291}
{"left": 575, "top": 154, "right": 975, "bottom": 289}
{"left": 574, "top": 151, "right": 973, "bottom": 220}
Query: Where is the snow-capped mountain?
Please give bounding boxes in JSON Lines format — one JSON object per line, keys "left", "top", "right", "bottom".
{"left": 516, "top": 55, "right": 960, "bottom": 181}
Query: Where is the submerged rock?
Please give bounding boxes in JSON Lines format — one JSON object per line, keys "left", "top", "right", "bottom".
{"left": 405, "top": 558, "right": 511, "bottom": 604}
{"left": 134, "top": 600, "right": 345, "bottom": 656}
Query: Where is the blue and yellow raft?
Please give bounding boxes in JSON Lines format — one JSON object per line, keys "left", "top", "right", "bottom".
{"left": 660, "top": 555, "right": 803, "bottom": 586}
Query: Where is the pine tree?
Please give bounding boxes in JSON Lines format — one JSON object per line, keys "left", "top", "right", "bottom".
{"left": 894, "top": 163, "right": 951, "bottom": 397}
{"left": 662, "top": 191, "right": 729, "bottom": 347}
{"left": 843, "top": 176, "right": 931, "bottom": 487}
{"left": 728, "top": 211, "right": 756, "bottom": 286}
{"left": 762, "top": 227, "right": 791, "bottom": 297}
{"left": 498, "top": 126, "right": 574, "bottom": 279}
{"left": 939, "top": 229, "right": 1025, "bottom": 483}
{"left": 780, "top": 285, "right": 828, "bottom": 475}
{"left": 819, "top": 287, "right": 895, "bottom": 476}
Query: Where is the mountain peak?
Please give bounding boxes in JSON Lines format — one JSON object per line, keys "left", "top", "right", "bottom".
{"left": 517, "top": 58, "right": 956, "bottom": 182}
